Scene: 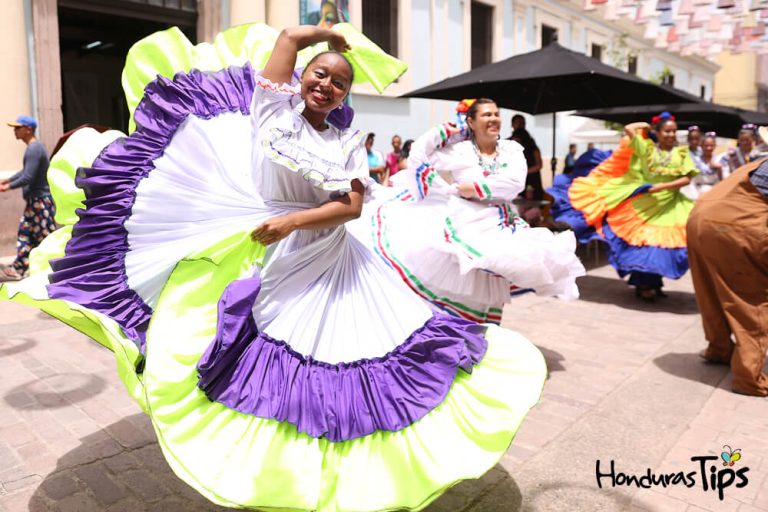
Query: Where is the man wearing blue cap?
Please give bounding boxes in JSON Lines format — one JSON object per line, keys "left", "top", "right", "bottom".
{"left": 0, "top": 115, "right": 56, "bottom": 280}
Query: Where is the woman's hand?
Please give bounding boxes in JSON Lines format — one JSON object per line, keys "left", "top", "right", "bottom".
{"left": 264, "top": 27, "right": 350, "bottom": 86}
{"left": 328, "top": 32, "right": 351, "bottom": 52}
{"left": 624, "top": 122, "right": 651, "bottom": 138}
{"left": 456, "top": 182, "right": 477, "bottom": 199}
{"left": 251, "top": 214, "right": 297, "bottom": 245}
{"left": 647, "top": 184, "right": 663, "bottom": 194}
{"left": 648, "top": 174, "right": 692, "bottom": 194}
{"left": 444, "top": 122, "right": 462, "bottom": 138}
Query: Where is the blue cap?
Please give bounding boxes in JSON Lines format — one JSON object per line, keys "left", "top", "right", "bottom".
{"left": 7, "top": 115, "right": 37, "bottom": 129}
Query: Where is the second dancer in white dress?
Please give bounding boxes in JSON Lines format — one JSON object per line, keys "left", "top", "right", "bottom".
{"left": 354, "top": 99, "right": 585, "bottom": 323}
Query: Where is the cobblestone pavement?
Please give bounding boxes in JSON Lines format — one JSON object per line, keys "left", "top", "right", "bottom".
{"left": 1, "top": 251, "right": 766, "bottom": 512}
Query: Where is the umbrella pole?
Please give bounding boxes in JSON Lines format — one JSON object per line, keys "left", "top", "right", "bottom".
{"left": 551, "top": 111, "right": 557, "bottom": 179}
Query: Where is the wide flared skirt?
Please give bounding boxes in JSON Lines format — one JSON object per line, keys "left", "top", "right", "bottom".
{"left": 566, "top": 142, "right": 692, "bottom": 279}
{"left": 353, "top": 192, "right": 584, "bottom": 324}
{"left": 1, "top": 23, "right": 548, "bottom": 512}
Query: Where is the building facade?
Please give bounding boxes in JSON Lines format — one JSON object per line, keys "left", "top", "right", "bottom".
{"left": 0, "top": 0, "right": 719, "bottom": 251}
{"left": 713, "top": 52, "right": 768, "bottom": 112}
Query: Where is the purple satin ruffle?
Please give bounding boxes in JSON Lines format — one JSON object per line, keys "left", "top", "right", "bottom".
{"left": 197, "top": 277, "right": 488, "bottom": 442}
{"left": 48, "top": 64, "right": 259, "bottom": 352}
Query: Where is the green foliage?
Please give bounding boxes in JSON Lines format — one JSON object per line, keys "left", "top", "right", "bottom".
{"left": 606, "top": 32, "right": 638, "bottom": 70}
{"left": 602, "top": 33, "right": 638, "bottom": 133}
{"left": 648, "top": 65, "right": 674, "bottom": 85}
{"left": 603, "top": 120, "right": 624, "bottom": 132}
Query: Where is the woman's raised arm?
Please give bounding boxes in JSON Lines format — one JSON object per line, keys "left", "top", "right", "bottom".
{"left": 262, "top": 26, "right": 350, "bottom": 85}
{"left": 624, "top": 122, "right": 651, "bottom": 139}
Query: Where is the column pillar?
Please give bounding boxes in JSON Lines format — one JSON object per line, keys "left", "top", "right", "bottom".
{"left": 32, "top": 0, "right": 63, "bottom": 151}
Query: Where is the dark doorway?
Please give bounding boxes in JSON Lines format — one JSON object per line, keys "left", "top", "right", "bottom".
{"left": 471, "top": 1, "right": 493, "bottom": 69}
{"left": 58, "top": 0, "right": 197, "bottom": 133}
{"left": 541, "top": 25, "right": 558, "bottom": 47}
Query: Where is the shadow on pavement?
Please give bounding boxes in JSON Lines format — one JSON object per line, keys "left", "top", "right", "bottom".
{"left": 520, "top": 481, "right": 642, "bottom": 511}
{"left": 424, "top": 464, "right": 522, "bottom": 511}
{"left": 537, "top": 346, "right": 566, "bottom": 375}
{"left": 576, "top": 275, "right": 699, "bottom": 315}
{"left": 0, "top": 336, "right": 37, "bottom": 357}
{"left": 575, "top": 241, "right": 609, "bottom": 272}
{"left": 29, "top": 415, "right": 236, "bottom": 511}
{"left": 4, "top": 373, "right": 106, "bottom": 410}
{"left": 26, "top": 414, "right": 524, "bottom": 512}
{"left": 653, "top": 352, "right": 730, "bottom": 388}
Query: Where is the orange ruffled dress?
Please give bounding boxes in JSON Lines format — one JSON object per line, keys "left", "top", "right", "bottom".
{"left": 568, "top": 133, "right": 698, "bottom": 283}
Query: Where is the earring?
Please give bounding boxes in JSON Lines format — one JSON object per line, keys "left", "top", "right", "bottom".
{"left": 337, "top": 104, "right": 344, "bottom": 110}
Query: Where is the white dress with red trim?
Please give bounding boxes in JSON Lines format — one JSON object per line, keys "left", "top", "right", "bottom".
{"left": 351, "top": 123, "right": 585, "bottom": 324}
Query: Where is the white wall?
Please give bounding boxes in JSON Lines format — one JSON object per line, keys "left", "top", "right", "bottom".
{"left": 346, "top": 0, "right": 717, "bottom": 165}
{"left": 0, "top": 0, "right": 33, "bottom": 172}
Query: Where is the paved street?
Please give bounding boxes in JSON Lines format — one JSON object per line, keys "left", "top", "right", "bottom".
{"left": 0, "top": 249, "right": 766, "bottom": 512}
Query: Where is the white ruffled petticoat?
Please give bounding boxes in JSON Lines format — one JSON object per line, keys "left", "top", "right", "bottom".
{"left": 125, "top": 76, "right": 432, "bottom": 363}
{"left": 349, "top": 124, "right": 585, "bottom": 323}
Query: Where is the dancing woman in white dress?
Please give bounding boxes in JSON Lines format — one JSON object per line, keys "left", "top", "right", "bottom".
{"left": 3, "top": 27, "right": 548, "bottom": 512}
{"left": 359, "top": 98, "right": 585, "bottom": 324}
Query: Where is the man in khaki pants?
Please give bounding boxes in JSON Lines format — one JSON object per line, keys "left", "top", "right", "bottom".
{"left": 687, "top": 154, "right": 768, "bottom": 396}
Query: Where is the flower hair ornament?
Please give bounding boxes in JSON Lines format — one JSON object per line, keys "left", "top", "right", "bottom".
{"left": 455, "top": 99, "right": 477, "bottom": 132}
{"left": 741, "top": 123, "right": 757, "bottom": 133}
{"left": 455, "top": 99, "right": 477, "bottom": 114}
{"left": 687, "top": 125, "right": 701, "bottom": 133}
{"left": 704, "top": 131, "right": 717, "bottom": 138}
{"left": 651, "top": 111, "right": 676, "bottom": 125}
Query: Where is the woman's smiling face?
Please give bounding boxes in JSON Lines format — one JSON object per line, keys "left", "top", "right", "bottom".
{"left": 702, "top": 137, "right": 716, "bottom": 156}
{"left": 300, "top": 53, "right": 353, "bottom": 115}
{"left": 657, "top": 120, "right": 677, "bottom": 150}
{"left": 467, "top": 102, "right": 501, "bottom": 141}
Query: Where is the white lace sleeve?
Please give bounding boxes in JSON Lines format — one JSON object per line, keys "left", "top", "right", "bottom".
{"left": 344, "top": 131, "right": 370, "bottom": 187}
{"left": 250, "top": 75, "right": 299, "bottom": 131}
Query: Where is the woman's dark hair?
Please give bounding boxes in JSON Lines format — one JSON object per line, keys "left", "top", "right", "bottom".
{"left": 465, "top": 98, "right": 497, "bottom": 121}
{"left": 304, "top": 51, "right": 355, "bottom": 84}
{"left": 655, "top": 118, "right": 677, "bottom": 132}
{"left": 738, "top": 128, "right": 756, "bottom": 140}
{"left": 400, "top": 139, "right": 414, "bottom": 160}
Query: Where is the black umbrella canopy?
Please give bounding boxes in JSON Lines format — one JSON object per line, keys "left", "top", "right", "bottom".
{"left": 402, "top": 43, "right": 696, "bottom": 114}
{"left": 576, "top": 100, "right": 768, "bottom": 139}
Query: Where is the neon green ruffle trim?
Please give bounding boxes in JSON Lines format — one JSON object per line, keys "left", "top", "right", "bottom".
{"left": 47, "top": 128, "right": 124, "bottom": 226}
{"left": 0, "top": 24, "right": 542, "bottom": 511}
{"left": 141, "top": 233, "right": 546, "bottom": 512}
{"left": 0, "top": 226, "right": 146, "bottom": 409}
{"left": 122, "top": 22, "right": 408, "bottom": 132}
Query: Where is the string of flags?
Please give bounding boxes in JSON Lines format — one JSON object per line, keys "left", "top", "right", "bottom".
{"left": 583, "top": 0, "right": 768, "bottom": 57}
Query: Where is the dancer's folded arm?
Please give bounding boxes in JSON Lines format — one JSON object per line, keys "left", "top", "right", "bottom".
{"left": 262, "top": 26, "right": 350, "bottom": 86}
{"left": 455, "top": 148, "right": 527, "bottom": 201}
{"left": 648, "top": 175, "right": 693, "bottom": 193}
{"left": 407, "top": 122, "right": 463, "bottom": 170}
{"left": 251, "top": 180, "right": 364, "bottom": 245}
{"left": 624, "top": 122, "right": 651, "bottom": 139}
